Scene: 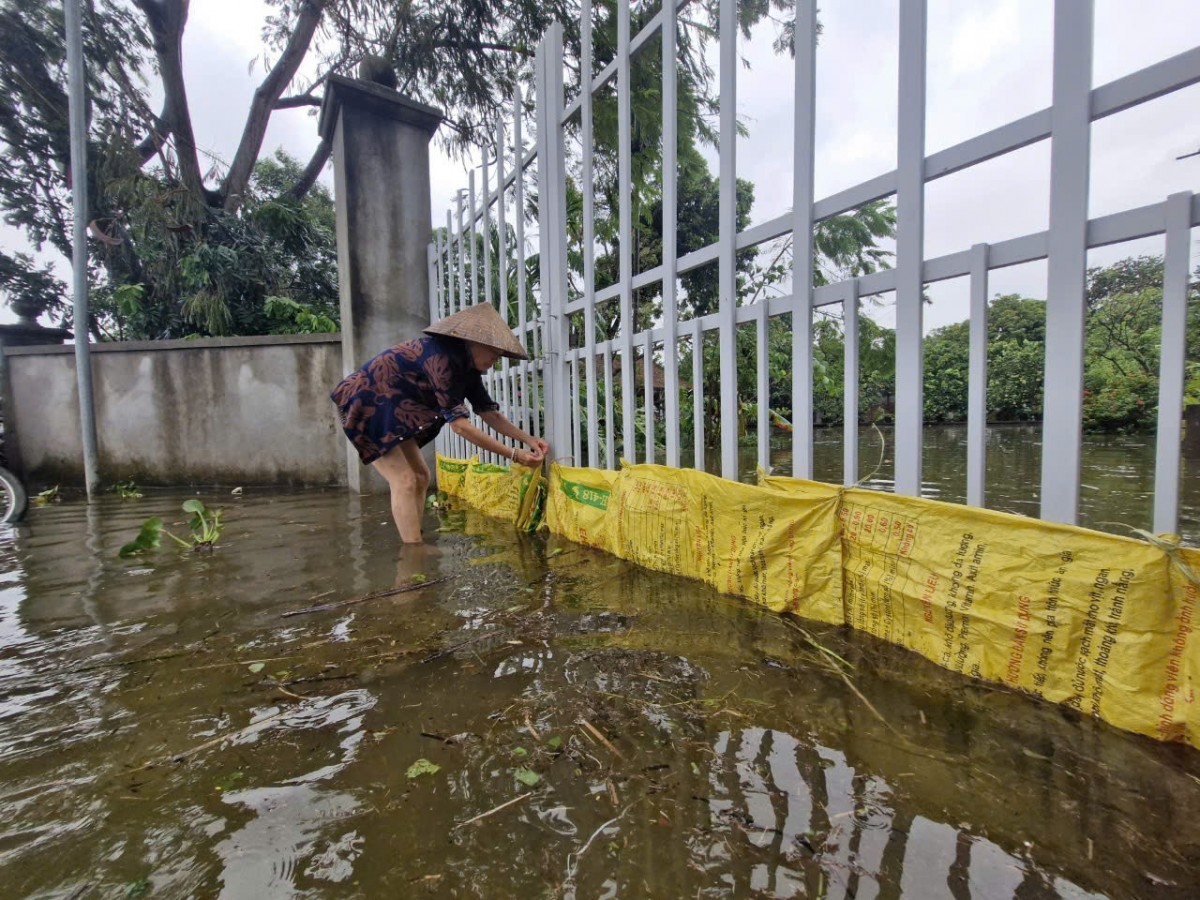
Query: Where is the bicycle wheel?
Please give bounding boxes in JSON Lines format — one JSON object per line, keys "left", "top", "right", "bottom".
{"left": 0, "top": 465, "right": 27, "bottom": 524}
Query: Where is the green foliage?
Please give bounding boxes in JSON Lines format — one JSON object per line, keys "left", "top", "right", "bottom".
{"left": 406, "top": 758, "right": 441, "bottom": 779}
{"left": 118, "top": 499, "right": 224, "bottom": 558}
{"left": 182, "top": 499, "right": 223, "bottom": 548}
{"left": 1082, "top": 373, "right": 1158, "bottom": 433}
{"left": 111, "top": 481, "right": 143, "bottom": 500}
{"left": 263, "top": 296, "right": 339, "bottom": 334}
{"left": 33, "top": 485, "right": 60, "bottom": 507}
{"left": 0, "top": 250, "right": 67, "bottom": 320}
{"left": 87, "top": 152, "right": 340, "bottom": 340}
{"left": 118, "top": 517, "right": 165, "bottom": 558}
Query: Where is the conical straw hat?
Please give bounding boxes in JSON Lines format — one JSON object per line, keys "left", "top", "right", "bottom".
{"left": 424, "top": 303, "right": 529, "bottom": 360}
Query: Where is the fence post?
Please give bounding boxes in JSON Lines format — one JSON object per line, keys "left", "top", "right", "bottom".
{"left": 893, "top": 0, "right": 928, "bottom": 497}
{"left": 535, "top": 26, "right": 573, "bottom": 462}
{"left": 1040, "top": 0, "right": 1094, "bottom": 524}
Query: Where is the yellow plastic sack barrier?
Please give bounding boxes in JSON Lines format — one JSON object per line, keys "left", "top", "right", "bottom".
{"left": 609, "top": 464, "right": 844, "bottom": 623}
{"left": 545, "top": 463, "right": 619, "bottom": 554}
{"left": 759, "top": 472, "right": 1200, "bottom": 748}
{"left": 436, "top": 454, "right": 546, "bottom": 532}
{"left": 441, "top": 453, "right": 1199, "bottom": 748}
{"left": 514, "top": 466, "right": 547, "bottom": 533}
{"left": 435, "top": 454, "right": 470, "bottom": 497}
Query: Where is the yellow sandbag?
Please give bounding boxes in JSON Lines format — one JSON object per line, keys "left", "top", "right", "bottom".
{"left": 545, "top": 463, "right": 619, "bottom": 553}
{"left": 514, "top": 466, "right": 547, "bottom": 533}
{"left": 608, "top": 464, "right": 844, "bottom": 622}
{"left": 463, "top": 459, "right": 526, "bottom": 524}
{"left": 762, "top": 471, "right": 1200, "bottom": 747}
{"left": 435, "top": 454, "right": 470, "bottom": 497}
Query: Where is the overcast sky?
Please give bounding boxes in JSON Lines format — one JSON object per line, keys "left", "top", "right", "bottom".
{"left": 2, "top": 0, "right": 1197, "bottom": 333}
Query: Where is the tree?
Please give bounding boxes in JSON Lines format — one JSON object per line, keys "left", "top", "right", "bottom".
{"left": 1, "top": 0, "right": 801, "bottom": 339}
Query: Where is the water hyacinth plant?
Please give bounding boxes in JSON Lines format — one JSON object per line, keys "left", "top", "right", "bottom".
{"left": 119, "top": 499, "right": 224, "bottom": 558}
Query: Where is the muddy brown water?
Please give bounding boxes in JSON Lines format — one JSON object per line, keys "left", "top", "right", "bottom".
{"left": 1, "top": 488, "right": 1198, "bottom": 898}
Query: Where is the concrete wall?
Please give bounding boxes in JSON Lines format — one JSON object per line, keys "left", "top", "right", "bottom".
{"left": 5, "top": 334, "right": 349, "bottom": 486}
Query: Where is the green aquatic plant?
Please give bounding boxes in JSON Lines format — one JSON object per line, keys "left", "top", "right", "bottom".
{"left": 118, "top": 499, "right": 224, "bottom": 558}
{"left": 406, "top": 758, "right": 441, "bottom": 779}
{"left": 111, "top": 481, "right": 143, "bottom": 500}
{"left": 33, "top": 485, "right": 59, "bottom": 506}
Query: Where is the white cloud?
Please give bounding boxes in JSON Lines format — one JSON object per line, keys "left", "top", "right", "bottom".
{"left": 944, "top": 0, "right": 1022, "bottom": 77}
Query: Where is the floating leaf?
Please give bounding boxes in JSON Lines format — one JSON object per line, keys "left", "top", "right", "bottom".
{"left": 514, "top": 768, "right": 540, "bottom": 786}
{"left": 512, "top": 746, "right": 528, "bottom": 758}
{"left": 247, "top": 662, "right": 265, "bottom": 674}
{"left": 547, "top": 736, "right": 562, "bottom": 750}
{"left": 410, "top": 573, "right": 428, "bottom": 583}
{"left": 548, "top": 547, "right": 565, "bottom": 558}
{"left": 406, "top": 758, "right": 441, "bottom": 779}
{"left": 118, "top": 517, "right": 165, "bottom": 558}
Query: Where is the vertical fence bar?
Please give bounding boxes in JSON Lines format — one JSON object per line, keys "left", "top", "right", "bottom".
{"left": 693, "top": 318, "right": 705, "bottom": 472}
{"left": 604, "top": 345, "right": 616, "bottom": 467}
{"left": 1040, "top": 0, "right": 1094, "bottom": 525}
{"left": 536, "top": 26, "right": 573, "bottom": 459}
{"left": 456, "top": 192, "right": 468, "bottom": 314}
{"left": 843, "top": 283, "right": 860, "bottom": 486}
{"left": 756, "top": 301, "right": 769, "bottom": 471}
{"left": 717, "top": 0, "right": 739, "bottom": 481}
{"left": 495, "top": 122, "right": 513, "bottom": 424}
{"left": 894, "top": 0, "right": 928, "bottom": 497}
{"left": 662, "top": 1, "right": 681, "bottom": 468}
{"left": 1153, "top": 191, "right": 1193, "bottom": 534}
{"left": 644, "top": 332, "right": 655, "bottom": 463}
{"left": 572, "top": 354, "right": 583, "bottom": 464}
{"left": 446, "top": 210, "right": 457, "bottom": 314}
{"left": 617, "top": 0, "right": 636, "bottom": 462}
{"left": 967, "top": 243, "right": 990, "bottom": 508}
{"left": 482, "top": 160, "right": 493, "bottom": 312}
{"left": 582, "top": 1, "right": 600, "bottom": 468}
{"left": 468, "top": 170, "right": 479, "bottom": 306}
{"left": 514, "top": 85, "right": 531, "bottom": 435}
{"left": 791, "top": 0, "right": 818, "bottom": 480}
{"left": 433, "top": 232, "right": 443, "bottom": 318}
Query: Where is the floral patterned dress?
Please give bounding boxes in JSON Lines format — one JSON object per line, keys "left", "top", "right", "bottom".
{"left": 331, "top": 335, "right": 499, "bottom": 465}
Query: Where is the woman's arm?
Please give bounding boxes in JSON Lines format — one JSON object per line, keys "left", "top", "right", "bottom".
{"left": 478, "top": 410, "right": 550, "bottom": 460}
{"left": 449, "top": 416, "right": 545, "bottom": 466}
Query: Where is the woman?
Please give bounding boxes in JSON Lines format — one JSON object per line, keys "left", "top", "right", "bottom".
{"left": 331, "top": 303, "right": 549, "bottom": 543}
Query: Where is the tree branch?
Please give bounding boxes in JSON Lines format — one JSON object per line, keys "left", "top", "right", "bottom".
{"left": 134, "top": 0, "right": 206, "bottom": 205}
{"left": 275, "top": 94, "right": 322, "bottom": 110}
{"left": 222, "top": 0, "right": 327, "bottom": 212}
{"left": 134, "top": 99, "right": 172, "bottom": 164}
{"left": 286, "top": 139, "right": 332, "bottom": 201}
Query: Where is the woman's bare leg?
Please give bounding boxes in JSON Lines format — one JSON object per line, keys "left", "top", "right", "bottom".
{"left": 371, "top": 441, "right": 431, "bottom": 543}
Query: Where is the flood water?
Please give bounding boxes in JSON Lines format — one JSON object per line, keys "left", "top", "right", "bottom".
{"left": 708, "top": 425, "right": 1200, "bottom": 547}
{"left": 1, "top": 488, "right": 1199, "bottom": 898}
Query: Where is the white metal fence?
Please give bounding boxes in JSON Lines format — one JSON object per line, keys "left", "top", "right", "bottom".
{"left": 432, "top": 0, "right": 1199, "bottom": 533}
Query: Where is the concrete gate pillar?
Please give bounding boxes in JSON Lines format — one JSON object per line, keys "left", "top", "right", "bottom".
{"left": 319, "top": 75, "right": 443, "bottom": 492}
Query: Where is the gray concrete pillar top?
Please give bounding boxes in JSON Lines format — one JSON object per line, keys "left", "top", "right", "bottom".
{"left": 318, "top": 75, "right": 444, "bottom": 143}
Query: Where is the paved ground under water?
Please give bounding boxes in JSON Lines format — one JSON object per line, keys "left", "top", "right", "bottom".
{"left": 1, "top": 488, "right": 1198, "bottom": 899}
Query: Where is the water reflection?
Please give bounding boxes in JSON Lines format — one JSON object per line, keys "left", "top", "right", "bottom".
{"left": 691, "top": 726, "right": 1102, "bottom": 899}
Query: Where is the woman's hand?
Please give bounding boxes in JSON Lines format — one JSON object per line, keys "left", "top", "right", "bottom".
{"left": 513, "top": 441, "right": 548, "bottom": 466}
